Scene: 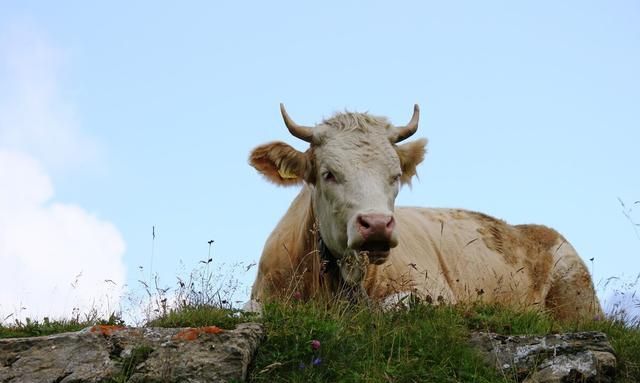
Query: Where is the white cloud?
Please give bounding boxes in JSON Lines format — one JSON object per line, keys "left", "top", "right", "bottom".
{"left": 0, "top": 23, "right": 125, "bottom": 321}
{"left": 0, "top": 22, "right": 100, "bottom": 171}
{"left": 0, "top": 150, "right": 126, "bottom": 320}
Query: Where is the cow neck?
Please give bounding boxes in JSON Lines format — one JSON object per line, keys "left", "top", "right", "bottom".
{"left": 317, "top": 233, "right": 339, "bottom": 271}
{"left": 304, "top": 185, "right": 339, "bottom": 273}
{"left": 315, "top": 222, "right": 367, "bottom": 303}
{"left": 290, "top": 185, "right": 328, "bottom": 297}
{"left": 302, "top": 185, "right": 364, "bottom": 302}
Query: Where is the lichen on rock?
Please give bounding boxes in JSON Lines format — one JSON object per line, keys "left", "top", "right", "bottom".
{"left": 0, "top": 323, "right": 263, "bottom": 383}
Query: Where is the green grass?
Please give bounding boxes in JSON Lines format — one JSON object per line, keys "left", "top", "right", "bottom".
{"left": 146, "top": 305, "right": 257, "bottom": 329}
{"left": 249, "top": 299, "right": 508, "bottom": 382}
{"left": 2, "top": 300, "right": 638, "bottom": 382}
{"left": 0, "top": 317, "right": 88, "bottom": 338}
{"left": 111, "top": 344, "right": 155, "bottom": 383}
{"left": 245, "top": 300, "right": 640, "bottom": 382}
{"left": 0, "top": 312, "right": 124, "bottom": 339}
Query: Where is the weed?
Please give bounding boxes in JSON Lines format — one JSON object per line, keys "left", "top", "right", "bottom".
{"left": 0, "top": 312, "right": 123, "bottom": 339}
{"left": 249, "top": 299, "right": 507, "bottom": 382}
{"left": 108, "top": 345, "right": 155, "bottom": 383}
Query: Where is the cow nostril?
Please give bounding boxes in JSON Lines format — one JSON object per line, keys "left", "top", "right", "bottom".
{"left": 386, "top": 217, "right": 395, "bottom": 229}
{"left": 358, "top": 215, "right": 371, "bottom": 229}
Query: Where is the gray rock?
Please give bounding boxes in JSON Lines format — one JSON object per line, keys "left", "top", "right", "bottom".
{"left": 470, "top": 331, "right": 616, "bottom": 382}
{"left": 0, "top": 322, "right": 264, "bottom": 383}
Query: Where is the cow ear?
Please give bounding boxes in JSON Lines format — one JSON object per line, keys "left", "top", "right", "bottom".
{"left": 396, "top": 138, "right": 428, "bottom": 185}
{"left": 249, "top": 141, "right": 311, "bottom": 186}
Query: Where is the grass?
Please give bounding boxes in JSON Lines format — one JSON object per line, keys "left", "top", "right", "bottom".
{"left": 146, "top": 305, "right": 257, "bottom": 329}
{"left": 247, "top": 299, "right": 640, "bottom": 383}
{"left": 2, "top": 297, "right": 639, "bottom": 382}
{"left": 0, "top": 317, "right": 91, "bottom": 339}
{"left": 249, "top": 299, "right": 507, "bottom": 383}
{"left": 0, "top": 312, "right": 124, "bottom": 339}
{"left": 110, "top": 345, "right": 155, "bottom": 383}
{"left": 2, "top": 255, "right": 638, "bottom": 382}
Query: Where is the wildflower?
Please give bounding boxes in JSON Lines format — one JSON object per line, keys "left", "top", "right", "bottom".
{"left": 312, "top": 357, "right": 322, "bottom": 366}
{"left": 299, "top": 362, "right": 306, "bottom": 370}
{"left": 310, "top": 339, "right": 321, "bottom": 351}
{"left": 293, "top": 291, "right": 302, "bottom": 300}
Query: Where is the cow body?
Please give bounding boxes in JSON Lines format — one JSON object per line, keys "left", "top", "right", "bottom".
{"left": 249, "top": 105, "right": 601, "bottom": 320}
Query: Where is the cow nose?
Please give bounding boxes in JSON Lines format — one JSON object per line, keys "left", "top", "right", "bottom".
{"left": 356, "top": 214, "right": 395, "bottom": 242}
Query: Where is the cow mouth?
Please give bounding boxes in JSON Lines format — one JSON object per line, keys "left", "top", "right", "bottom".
{"left": 358, "top": 241, "right": 391, "bottom": 265}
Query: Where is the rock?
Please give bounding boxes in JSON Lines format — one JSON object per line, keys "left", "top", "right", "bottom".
{"left": 470, "top": 331, "right": 616, "bottom": 382}
{"left": 0, "top": 322, "right": 264, "bottom": 383}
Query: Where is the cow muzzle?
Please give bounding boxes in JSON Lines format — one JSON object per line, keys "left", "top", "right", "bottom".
{"left": 349, "top": 213, "right": 397, "bottom": 265}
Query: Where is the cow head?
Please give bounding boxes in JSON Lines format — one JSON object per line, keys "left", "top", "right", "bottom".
{"left": 250, "top": 104, "right": 427, "bottom": 285}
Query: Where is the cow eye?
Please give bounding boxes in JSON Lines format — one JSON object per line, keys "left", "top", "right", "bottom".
{"left": 391, "top": 174, "right": 401, "bottom": 184}
{"left": 322, "top": 171, "right": 336, "bottom": 182}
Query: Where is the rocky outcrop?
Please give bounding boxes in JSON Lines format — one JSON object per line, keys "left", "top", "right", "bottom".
{"left": 0, "top": 323, "right": 264, "bottom": 383}
{"left": 470, "top": 331, "right": 616, "bottom": 382}
{"left": 1, "top": 324, "right": 616, "bottom": 382}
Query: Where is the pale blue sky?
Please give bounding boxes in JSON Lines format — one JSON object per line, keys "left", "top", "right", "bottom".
{"left": 1, "top": 1, "right": 638, "bottom": 318}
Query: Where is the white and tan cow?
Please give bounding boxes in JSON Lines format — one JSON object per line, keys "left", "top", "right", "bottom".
{"left": 248, "top": 104, "right": 602, "bottom": 320}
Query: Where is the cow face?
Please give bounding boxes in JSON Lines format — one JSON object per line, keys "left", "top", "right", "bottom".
{"left": 250, "top": 105, "right": 427, "bottom": 283}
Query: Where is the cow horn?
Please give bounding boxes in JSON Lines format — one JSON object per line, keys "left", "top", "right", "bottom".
{"left": 393, "top": 104, "right": 420, "bottom": 143}
{"left": 280, "top": 103, "right": 313, "bottom": 143}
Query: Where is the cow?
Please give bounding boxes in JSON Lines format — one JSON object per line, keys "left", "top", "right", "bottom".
{"left": 247, "top": 104, "right": 602, "bottom": 321}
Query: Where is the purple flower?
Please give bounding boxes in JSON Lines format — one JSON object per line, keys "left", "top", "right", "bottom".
{"left": 312, "top": 357, "right": 322, "bottom": 366}
{"left": 293, "top": 291, "right": 302, "bottom": 300}
{"left": 310, "top": 339, "right": 321, "bottom": 350}
{"left": 299, "top": 362, "right": 306, "bottom": 370}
